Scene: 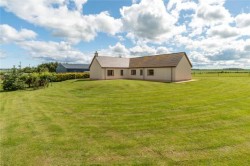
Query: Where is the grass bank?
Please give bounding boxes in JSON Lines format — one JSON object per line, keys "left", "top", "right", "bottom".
{"left": 0, "top": 76, "right": 250, "bottom": 165}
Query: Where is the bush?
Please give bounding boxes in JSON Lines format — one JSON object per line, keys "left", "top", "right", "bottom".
{"left": 2, "top": 68, "right": 25, "bottom": 91}
{"left": 2, "top": 68, "right": 89, "bottom": 91}
{"left": 38, "top": 72, "right": 56, "bottom": 87}
{"left": 55, "top": 72, "right": 89, "bottom": 82}
{"left": 22, "top": 72, "right": 55, "bottom": 89}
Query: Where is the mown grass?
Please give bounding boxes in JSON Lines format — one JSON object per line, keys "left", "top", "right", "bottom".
{"left": 0, "top": 75, "right": 250, "bottom": 165}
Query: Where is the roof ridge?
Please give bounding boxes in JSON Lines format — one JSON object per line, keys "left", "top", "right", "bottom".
{"left": 97, "top": 52, "right": 186, "bottom": 60}
{"left": 60, "top": 63, "right": 89, "bottom": 65}
{"left": 130, "top": 52, "right": 186, "bottom": 59}
{"left": 97, "top": 56, "right": 129, "bottom": 58}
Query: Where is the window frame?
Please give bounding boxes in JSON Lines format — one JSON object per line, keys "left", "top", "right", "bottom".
{"left": 131, "top": 69, "right": 136, "bottom": 75}
{"left": 107, "top": 70, "right": 114, "bottom": 76}
{"left": 147, "top": 69, "right": 154, "bottom": 76}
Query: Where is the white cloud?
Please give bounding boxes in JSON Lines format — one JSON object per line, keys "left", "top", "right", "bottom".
{"left": 109, "top": 42, "right": 129, "bottom": 56}
{"left": 74, "top": 0, "right": 87, "bottom": 12}
{"left": 0, "top": 0, "right": 122, "bottom": 43}
{"left": 19, "top": 40, "right": 91, "bottom": 63}
{"left": 0, "top": 24, "right": 37, "bottom": 43}
{"left": 167, "top": 0, "right": 197, "bottom": 11}
{"left": 120, "top": 0, "right": 185, "bottom": 43}
{"left": 244, "top": 39, "right": 250, "bottom": 51}
{"left": 189, "top": 51, "right": 209, "bottom": 63}
{"left": 0, "top": 24, "right": 92, "bottom": 63}
{"left": 188, "top": 0, "right": 232, "bottom": 36}
{"left": 129, "top": 44, "right": 170, "bottom": 56}
{"left": 129, "top": 44, "right": 157, "bottom": 56}
{"left": 167, "top": 0, "right": 197, "bottom": 20}
{"left": 164, "top": 0, "right": 250, "bottom": 68}
{"left": 235, "top": 13, "right": 250, "bottom": 36}
{"left": 196, "top": 5, "right": 229, "bottom": 22}
{"left": 202, "top": 0, "right": 226, "bottom": 6}
{"left": 189, "top": 49, "right": 250, "bottom": 69}
{"left": 101, "top": 42, "right": 171, "bottom": 58}
{"left": 117, "top": 35, "right": 125, "bottom": 41}
{"left": 206, "top": 25, "right": 239, "bottom": 38}
{"left": 1, "top": 0, "right": 250, "bottom": 69}
{"left": 190, "top": 38, "right": 250, "bottom": 67}
{"left": 156, "top": 46, "right": 171, "bottom": 54}
{"left": 235, "top": 13, "right": 250, "bottom": 28}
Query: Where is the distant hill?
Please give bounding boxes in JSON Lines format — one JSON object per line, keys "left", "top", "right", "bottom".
{"left": 223, "top": 68, "right": 244, "bottom": 70}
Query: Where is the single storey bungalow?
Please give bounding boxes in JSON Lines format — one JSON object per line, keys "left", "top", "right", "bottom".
{"left": 89, "top": 52, "right": 192, "bottom": 82}
{"left": 56, "top": 63, "right": 89, "bottom": 73}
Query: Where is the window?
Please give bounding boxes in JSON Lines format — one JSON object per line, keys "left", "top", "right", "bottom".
{"left": 131, "top": 70, "right": 136, "bottom": 75}
{"left": 107, "top": 70, "right": 114, "bottom": 76}
{"left": 120, "top": 70, "right": 123, "bottom": 76}
{"left": 147, "top": 69, "right": 154, "bottom": 76}
{"left": 140, "top": 69, "right": 143, "bottom": 76}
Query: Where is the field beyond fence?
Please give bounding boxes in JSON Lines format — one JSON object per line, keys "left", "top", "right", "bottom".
{"left": 192, "top": 69, "right": 250, "bottom": 77}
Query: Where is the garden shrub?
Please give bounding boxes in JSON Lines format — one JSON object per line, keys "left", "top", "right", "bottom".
{"left": 54, "top": 72, "right": 89, "bottom": 82}
{"left": 2, "top": 68, "right": 89, "bottom": 91}
{"left": 2, "top": 68, "right": 25, "bottom": 91}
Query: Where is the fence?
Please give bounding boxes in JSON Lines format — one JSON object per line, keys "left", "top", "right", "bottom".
{"left": 192, "top": 70, "right": 250, "bottom": 77}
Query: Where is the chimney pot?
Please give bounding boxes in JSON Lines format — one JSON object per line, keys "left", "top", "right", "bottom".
{"left": 95, "top": 51, "right": 98, "bottom": 57}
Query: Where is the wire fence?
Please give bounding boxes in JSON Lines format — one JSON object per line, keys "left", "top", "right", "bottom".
{"left": 192, "top": 70, "right": 250, "bottom": 77}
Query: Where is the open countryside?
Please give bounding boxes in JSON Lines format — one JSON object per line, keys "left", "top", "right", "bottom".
{"left": 1, "top": 73, "right": 250, "bottom": 165}
{"left": 1, "top": 0, "right": 250, "bottom": 165}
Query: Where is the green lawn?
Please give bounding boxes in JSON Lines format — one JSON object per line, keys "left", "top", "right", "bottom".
{"left": 1, "top": 76, "right": 250, "bottom": 165}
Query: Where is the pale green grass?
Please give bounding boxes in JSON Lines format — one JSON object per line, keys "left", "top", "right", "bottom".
{"left": 0, "top": 76, "right": 250, "bottom": 165}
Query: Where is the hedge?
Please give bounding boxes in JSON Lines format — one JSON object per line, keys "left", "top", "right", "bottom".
{"left": 54, "top": 72, "right": 89, "bottom": 82}
{"left": 2, "top": 71, "right": 89, "bottom": 91}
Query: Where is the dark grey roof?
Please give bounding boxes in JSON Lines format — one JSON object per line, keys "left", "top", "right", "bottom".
{"left": 129, "top": 52, "right": 189, "bottom": 68}
{"left": 61, "top": 64, "right": 89, "bottom": 69}
{"left": 96, "top": 56, "right": 130, "bottom": 68}
{"left": 94, "top": 52, "right": 192, "bottom": 68}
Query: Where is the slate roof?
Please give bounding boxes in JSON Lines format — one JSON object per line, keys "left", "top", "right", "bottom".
{"left": 61, "top": 64, "right": 89, "bottom": 69}
{"left": 96, "top": 56, "right": 130, "bottom": 68}
{"left": 94, "top": 52, "right": 192, "bottom": 68}
{"left": 129, "top": 52, "right": 189, "bottom": 68}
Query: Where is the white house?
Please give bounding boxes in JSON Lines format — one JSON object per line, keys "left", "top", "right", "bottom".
{"left": 89, "top": 52, "right": 192, "bottom": 82}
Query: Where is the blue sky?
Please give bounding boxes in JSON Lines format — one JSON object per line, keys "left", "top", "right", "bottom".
{"left": 0, "top": 0, "right": 250, "bottom": 69}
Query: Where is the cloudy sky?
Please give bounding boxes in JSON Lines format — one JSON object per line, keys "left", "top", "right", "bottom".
{"left": 0, "top": 0, "right": 250, "bottom": 68}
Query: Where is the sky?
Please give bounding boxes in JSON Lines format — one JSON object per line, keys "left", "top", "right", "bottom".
{"left": 0, "top": 0, "right": 250, "bottom": 69}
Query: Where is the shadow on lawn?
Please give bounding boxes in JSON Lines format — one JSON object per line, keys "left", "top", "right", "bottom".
{"left": 0, "top": 87, "right": 48, "bottom": 93}
{"left": 0, "top": 79, "right": 91, "bottom": 93}
{"left": 73, "top": 79, "right": 175, "bottom": 84}
{"left": 71, "top": 79, "right": 92, "bottom": 83}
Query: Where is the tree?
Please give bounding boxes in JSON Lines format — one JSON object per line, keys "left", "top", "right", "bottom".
{"left": 37, "top": 62, "right": 58, "bottom": 73}
{"left": 2, "top": 67, "right": 25, "bottom": 91}
{"left": 22, "top": 67, "right": 36, "bottom": 73}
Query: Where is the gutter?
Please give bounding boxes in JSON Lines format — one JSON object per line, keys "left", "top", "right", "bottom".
{"left": 104, "top": 68, "right": 106, "bottom": 80}
{"left": 143, "top": 68, "right": 145, "bottom": 80}
{"left": 171, "top": 67, "right": 173, "bottom": 82}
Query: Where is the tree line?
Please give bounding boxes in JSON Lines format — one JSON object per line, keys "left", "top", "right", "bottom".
{"left": 21, "top": 62, "right": 59, "bottom": 73}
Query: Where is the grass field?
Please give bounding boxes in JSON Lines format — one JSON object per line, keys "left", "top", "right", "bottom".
{"left": 1, "top": 75, "right": 250, "bottom": 165}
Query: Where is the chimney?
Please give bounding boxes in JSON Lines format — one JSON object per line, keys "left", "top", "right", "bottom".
{"left": 94, "top": 51, "right": 98, "bottom": 57}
